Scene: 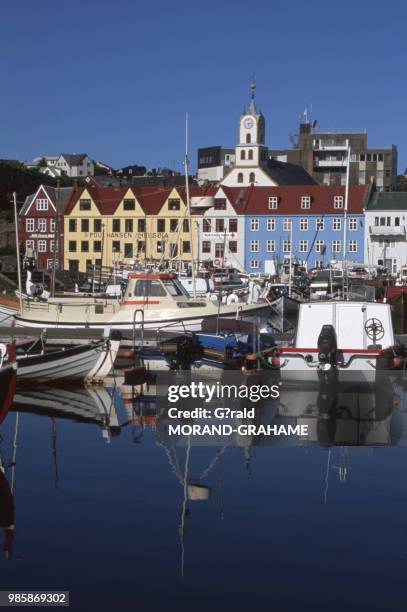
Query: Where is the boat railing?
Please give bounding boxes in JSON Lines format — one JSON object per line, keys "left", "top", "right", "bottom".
{"left": 132, "top": 309, "right": 145, "bottom": 352}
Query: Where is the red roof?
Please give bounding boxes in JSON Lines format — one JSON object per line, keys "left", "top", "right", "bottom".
{"left": 229, "top": 185, "right": 369, "bottom": 215}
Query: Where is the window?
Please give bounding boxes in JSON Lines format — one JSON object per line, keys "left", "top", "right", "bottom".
{"left": 332, "top": 218, "right": 341, "bottom": 231}
{"left": 68, "top": 241, "right": 77, "bottom": 252}
{"left": 246, "top": 134, "right": 251, "bottom": 144}
{"left": 334, "top": 196, "right": 344, "bottom": 209}
{"left": 25, "top": 239, "right": 34, "bottom": 252}
{"left": 216, "top": 219, "right": 225, "bottom": 233}
{"left": 299, "top": 240, "right": 308, "bottom": 253}
{"left": 36, "top": 199, "right": 48, "bottom": 211}
{"left": 229, "top": 218, "right": 238, "bottom": 233}
{"left": 267, "top": 218, "right": 276, "bottom": 231}
{"left": 348, "top": 240, "right": 357, "bottom": 253}
{"left": 229, "top": 241, "right": 237, "bottom": 253}
{"left": 380, "top": 217, "right": 386, "bottom": 226}
{"left": 138, "top": 219, "right": 145, "bottom": 233}
{"left": 268, "top": 196, "right": 278, "bottom": 209}
{"left": 112, "top": 219, "right": 120, "bottom": 232}
{"left": 26, "top": 218, "right": 34, "bottom": 232}
{"left": 301, "top": 196, "right": 311, "bottom": 209}
{"left": 300, "top": 218, "right": 308, "bottom": 231}
{"left": 214, "top": 199, "right": 226, "bottom": 210}
{"left": 81, "top": 219, "right": 89, "bottom": 232}
{"left": 202, "top": 241, "right": 211, "bottom": 253}
{"left": 215, "top": 243, "right": 224, "bottom": 258}
{"left": 251, "top": 218, "right": 259, "bottom": 231}
{"left": 249, "top": 172, "right": 255, "bottom": 183}
{"left": 157, "top": 219, "right": 166, "bottom": 232}
{"left": 38, "top": 218, "right": 47, "bottom": 233}
{"left": 182, "top": 241, "right": 191, "bottom": 253}
{"left": 315, "top": 240, "right": 325, "bottom": 253}
{"left": 50, "top": 219, "right": 55, "bottom": 233}
{"left": 374, "top": 217, "right": 379, "bottom": 226}
{"left": 137, "top": 241, "right": 145, "bottom": 253}
{"left": 38, "top": 240, "right": 47, "bottom": 252}
{"left": 94, "top": 219, "right": 102, "bottom": 232}
{"left": 123, "top": 199, "right": 135, "bottom": 211}
{"left": 183, "top": 219, "right": 189, "bottom": 232}
{"left": 168, "top": 199, "right": 180, "bottom": 211}
{"left": 267, "top": 240, "right": 275, "bottom": 252}
{"left": 316, "top": 218, "right": 324, "bottom": 231}
{"left": 93, "top": 240, "right": 101, "bottom": 252}
{"left": 237, "top": 173, "right": 243, "bottom": 183}
{"left": 112, "top": 241, "right": 121, "bottom": 253}
{"left": 124, "top": 243, "right": 133, "bottom": 258}
{"left": 332, "top": 240, "right": 341, "bottom": 253}
{"left": 203, "top": 219, "right": 211, "bottom": 232}
{"left": 250, "top": 260, "right": 259, "bottom": 269}
{"left": 169, "top": 244, "right": 178, "bottom": 257}
{"left": 79, "top": 199, "right": 91, "bottom": 211}
{"left": 133, "top": 279, "right": 166, "bottom": 298}
{"left": 283, "top": 240, "right": 291, "bottom": 253}
{"left": 349, "top": 218, "right": 358, "bottom": 231}
{"left": 241, "top": 150, "right": 246, "bottom": 160}
{"left": 170, "top": 219, "right": 178, "bottom": 232}
{"left": 283, "top": 218, "right": 292, "bottom": 232}
{"left": 68, "top": 260, "right": 79, "bottom": 272}
{"left": 395, "top": 217, "right": 400, "bottom": 226}
{"left": 250, "top": 240, "right": 259, "bottom": 252}
{"left": 81, "top": 241, "right": 89, "bottom": 253}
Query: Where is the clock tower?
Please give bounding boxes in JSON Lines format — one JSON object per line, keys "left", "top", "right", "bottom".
{"left": 235, "top": 78, "right": 268, "bottom": 170}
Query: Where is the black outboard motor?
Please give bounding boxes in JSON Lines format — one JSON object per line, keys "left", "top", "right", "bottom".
{"left": 317, "top": 324, "right": 338, "bottom": 366}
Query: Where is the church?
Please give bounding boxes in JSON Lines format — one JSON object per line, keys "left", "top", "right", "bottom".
{"left": 197, "top": 82, "right": 316, "bottom": 187}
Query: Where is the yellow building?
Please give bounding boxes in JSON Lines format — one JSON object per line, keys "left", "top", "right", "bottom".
{"left": 63, "top": 185, "right": 210, "bottom": 273}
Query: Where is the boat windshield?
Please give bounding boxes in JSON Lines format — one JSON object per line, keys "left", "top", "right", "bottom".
{"left": 132, "top": 279, "right": 167, "bottom": 297}
{"left": 163, "top": 278, "right": 189, "bottom": 297}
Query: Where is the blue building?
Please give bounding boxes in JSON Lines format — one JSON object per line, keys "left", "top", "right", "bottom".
{"left": 243, "top": 185, "right": 367, "bottom": 273}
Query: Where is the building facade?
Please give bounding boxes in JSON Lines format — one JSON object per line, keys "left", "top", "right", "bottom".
{"left": 243, "top": 185, "right": 368, "bottom": 273}
{"left": 19, "top": 185, "right": 73, "bottom": 270}
{"left": 364, "top": 192, "right": 407, "bottom": 274}
{"left": 56, "top": 154, "right": 94, "bottom": 177}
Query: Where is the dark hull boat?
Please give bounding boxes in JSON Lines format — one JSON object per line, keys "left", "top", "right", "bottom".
{"left": 0, "top": 344, "right": 17, "bottom": 423}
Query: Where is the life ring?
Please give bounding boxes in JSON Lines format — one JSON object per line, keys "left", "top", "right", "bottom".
{"left": 214, "top": 258, "right": 222, "bottom": 267}
{"left": 226, "top": 293, "right": 239, "bottom": 305}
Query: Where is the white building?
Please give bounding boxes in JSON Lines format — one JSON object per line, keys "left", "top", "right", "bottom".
{"left": 364, "top": 192, "right": 407, "bottom": 274}
{"left": 55, "top": 154, "right": 94, "bottom": 177}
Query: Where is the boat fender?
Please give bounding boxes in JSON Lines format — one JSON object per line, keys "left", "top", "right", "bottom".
{"left": 208, "top": 293, "right": 218, "bottom": 302}
{"left": 221, "top": 295, "right": 227, "bottom": 304}
{"left": 226, "top": 293, "right": 239, "bottom": 305}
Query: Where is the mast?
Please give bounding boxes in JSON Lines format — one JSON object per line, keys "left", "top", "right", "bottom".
{"left": 13, "top": 192, "right": 23, "bottom": 313}
{"left": 288, "top": 220, "right": 293, "bottom": 297}
{"left": 184, "top": 113, "right": 196, "bottom": 297}
{"left": 342, "top": 142, "right": 351, "bottom": 299}
{"left": 51, "top": 181, "right": 60, "bottom": 298}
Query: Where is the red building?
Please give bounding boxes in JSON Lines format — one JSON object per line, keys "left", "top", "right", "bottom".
{"left": 19, "top": 185, "right": 73, "bottom": 270}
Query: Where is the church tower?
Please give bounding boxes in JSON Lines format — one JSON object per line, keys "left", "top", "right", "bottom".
{"left": 235, "top": 77, "right": 268, "bottom": 172}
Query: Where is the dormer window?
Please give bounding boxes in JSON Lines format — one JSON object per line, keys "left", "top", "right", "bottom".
{"left": 214, "top": 199, "right": 226, "bottom": 210}
{"left": 36, "top": 198, "right": 48, "bottom": 211}
{"left": 334, "top": 195, "right": 344, "bottom": 208}
{"left": 301, "top": 196, "right": 311, "bottom": 209}
{"left": 79, "top": 199, "right": 91, "bottom": 211}
{"left": 268, "top": 196, "right": 278, "bottom": 209}
{"left": 168, "top": 198, "right": 180, "bottom": 211}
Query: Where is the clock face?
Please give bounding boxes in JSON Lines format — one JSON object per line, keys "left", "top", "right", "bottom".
{"left": 244, "top": 117, "right": 254, "bottom": 129}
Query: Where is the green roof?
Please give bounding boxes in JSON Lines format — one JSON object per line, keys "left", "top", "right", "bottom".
{"left": 366, "top": 191, "right": 407, "bottom": 211}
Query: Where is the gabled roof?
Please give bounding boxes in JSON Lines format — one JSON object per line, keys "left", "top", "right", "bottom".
{"left": 59, "top": 153, "right": 89, "bottom": 166}
{"left": 366, "top": 191, "right": 407, "bottom": 211}
{"left": 20, "top": 185, "right": 74, "bottom": 216}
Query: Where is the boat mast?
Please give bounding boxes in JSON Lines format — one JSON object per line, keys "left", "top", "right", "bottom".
{"left": 184, "top": 113, "right": 196, "bottom": 298}
{"left": 13, "top": 192, "right": 23, "bottom": 313}
{"left": 288, "top": 220, "right": 293, "bottom": 297}
{"left": 50, "top": 181, "right": 60, "bottom": 298}
{"left": 342, "top": 142, "right": 351, "bottom": 298}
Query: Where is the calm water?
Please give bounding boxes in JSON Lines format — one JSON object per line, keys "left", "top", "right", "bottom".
{"left": 1, "top": 377, "right": 407, "bottom": 611}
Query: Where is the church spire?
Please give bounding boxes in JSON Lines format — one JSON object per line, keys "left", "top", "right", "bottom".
{"left": 248, "top": 74, "right": 257, "bottom": 114}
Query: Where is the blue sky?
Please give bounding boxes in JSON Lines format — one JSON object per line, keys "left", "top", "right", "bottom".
{"left": 1, "top": 0, "right": 406, "bottom": 173}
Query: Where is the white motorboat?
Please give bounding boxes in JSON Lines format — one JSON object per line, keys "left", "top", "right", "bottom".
{"left": 275, "top": 301, "right": 401, "bottom": 383}
{"left": 14, "top": 272, "right": 271, "bottom": 332}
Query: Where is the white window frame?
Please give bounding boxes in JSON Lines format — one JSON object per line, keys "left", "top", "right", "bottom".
{"left": 250, "top": 218, "right": 259, "bottom": 231}
{"left": 315, "top": 240, "right": 325, "bottom": 253}
{"left": 283, "top": 218, "right": 292, "bottom": 232}
{"left": 266, "top": 240, "right": 275, "bottom": 252}
{"left": 299, "top": 218, "right": 308, "bottom": 231}
{"left": 250, "top": 260, "right": 259, "bottom": 269}
{"left": 36, "top": 198, "right": 48, "bottom": 211}
{"left": 250, "top": 240, "right": 259, "bottom": 253}
{"left": 50, "top": 219, "right": 56, "bottom": 233}
{"left": 299, "top": 240, "right": 308, "bottom": 253}
{"left": 316, "top": 218, "right": 324, "bottom": 231}
{"left": 268, "top": 196, "right": 278, "bottom": 210}
{"left": 26, "top": 218, "right": 35, "bottom": 232}
{"left": 332, "top": 218, "right": 342, "bottom": 231}
{"left": 38, "top": 218, "right": 47, "bottom": 233}
{"left": 25, "top": 239, "right": 34, "bottom": 251}
{"left": 334, "top": 195, "right": 344, "bottom": 209}
{"left": 348, "top": 218, "right": 358, "bottom": 231}
{"left": 267, "top": 218, "right": 275, "bottom": 231}
{"left": 301, "top": 196, "right": 311, "bottom": 209}
{"left": 38, "top": 240, "right": 47, "bottom": 252}
{"left": 332, "top": 240, "right": 341, "bottom": 253}
{"left": 283, "top": 240, "right": 291, "bottom": 254}
{"left": 348, "top": 240, "right": 357, "bottom": 253}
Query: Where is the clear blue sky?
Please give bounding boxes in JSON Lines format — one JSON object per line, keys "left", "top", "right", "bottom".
{"left": 1, "top": 0, "right": 406, "bottom": 173}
